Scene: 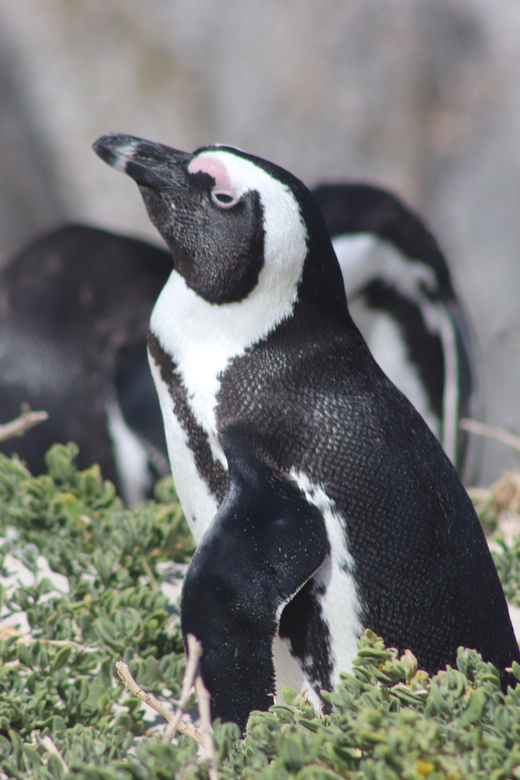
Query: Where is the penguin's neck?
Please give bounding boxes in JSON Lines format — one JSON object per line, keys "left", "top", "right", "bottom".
{"left": 149, "top": 265, "right": 303, "bottom": 427}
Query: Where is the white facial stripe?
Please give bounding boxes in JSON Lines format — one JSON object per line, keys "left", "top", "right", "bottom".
{"left": 340, "top": 233, "right": 446, "bottom": 438}
{"left": 109, "top": 139, "right": 140, "bottom": 173}
{"left": 191, "top": 149, "right": 309, "bottom": 280}
{"left": 150, "top": 150, "right": 309, "bottom": 501}
{"left": 332, "top": 234, "right": 381, "bottom": 293}
{"left": 365, "top": 312, "right": 440, "bottom": 437}
{"left": 333, "top": 233, "right": 438, "bottom": 323}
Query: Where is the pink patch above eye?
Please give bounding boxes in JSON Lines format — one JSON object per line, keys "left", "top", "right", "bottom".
{"left": 188, "top": 154, "right": 239, "bottom": 208}
{"left": 188, "top": 156, "right": 233, "bottom": 193}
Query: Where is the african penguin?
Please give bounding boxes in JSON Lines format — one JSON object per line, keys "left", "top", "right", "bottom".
{"left": 94, "top": 133, "right": 519, "bottom": 732}
{"left": 0, "top": 224, "right": 170, "bottom": 504}
{"left": 314, "top": 183, "right": 479, "bottom": 484}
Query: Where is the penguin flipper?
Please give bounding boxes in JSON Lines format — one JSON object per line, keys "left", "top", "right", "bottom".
{"left": 180, "top": 434, "right": 329, "bottom": 731}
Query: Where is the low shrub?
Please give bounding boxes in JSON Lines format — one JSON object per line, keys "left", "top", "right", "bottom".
{"left": 0, "top": 445, "right": 519, "bottom": 779}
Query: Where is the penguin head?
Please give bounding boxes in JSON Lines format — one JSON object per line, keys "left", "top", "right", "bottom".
{"left": 93, "top": 134, "right": 344, "bottom": 311}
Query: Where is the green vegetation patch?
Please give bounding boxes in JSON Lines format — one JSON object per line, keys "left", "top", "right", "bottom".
{"left": 1, "top": 444, "right": 520, "bottom": 779}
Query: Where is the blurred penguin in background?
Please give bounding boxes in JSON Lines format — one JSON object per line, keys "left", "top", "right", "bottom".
{"left": 0, "top": 225, "right": 170, "bottom": 504}
{"left": 0, "top": 180, "right": 479, "bottom": 503}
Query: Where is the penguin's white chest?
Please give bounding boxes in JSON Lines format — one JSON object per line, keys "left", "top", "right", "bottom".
{"left": 147, "top": 355, "right": 220, "bottom": 543}
{"left": 148, "top": 258, "right": 303, "bottom": 540}
{"left": 147, "top": 276, "right": 234, "bottom": 542}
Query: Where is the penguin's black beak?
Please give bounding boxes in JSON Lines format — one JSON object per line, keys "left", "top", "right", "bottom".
{"left": 92, "top": 133, "right": 191, "bottom": 190}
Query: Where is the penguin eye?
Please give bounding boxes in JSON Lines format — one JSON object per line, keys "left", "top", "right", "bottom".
{"left": 211, "top": 189, "right": 239, "bottom": 209}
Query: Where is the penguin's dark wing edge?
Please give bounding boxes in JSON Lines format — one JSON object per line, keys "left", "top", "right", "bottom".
{"left": 180, "top": 432, "right": 329, "bottom": 732}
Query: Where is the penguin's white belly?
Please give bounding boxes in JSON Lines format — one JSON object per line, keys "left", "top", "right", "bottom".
{"left": 149, "top": 358, "right": 219, "bottom": 544}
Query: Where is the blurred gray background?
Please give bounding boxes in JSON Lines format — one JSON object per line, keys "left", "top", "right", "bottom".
{"left": 0, "top": 0, "right": 519, "bottom": 485}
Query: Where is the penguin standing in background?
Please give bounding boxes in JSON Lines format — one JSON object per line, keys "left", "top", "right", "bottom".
{"left": 314, "top": 183, "right": 479, "bottom": 483}
{"left": 0, "top": 225, "right": 170, "bottom": 504}
{"left": 94, "top": 133, "right": 519, "bottom": 732}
